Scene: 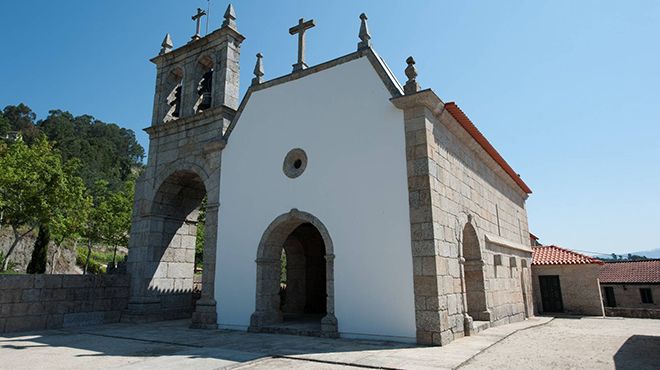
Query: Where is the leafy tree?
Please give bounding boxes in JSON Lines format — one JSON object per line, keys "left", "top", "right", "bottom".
{"left": 48, "top": 161, "right": 92, "bottom": 273}
{"left": 38, "top": 109, "right": 144, "bottom": 191}
{"left": 0, "top": 114, "right": 10, "bottom": 138}
{"left": 0, "top": 137, "right": 67, "bottom": 271}
{"left": 2, "top": 104, "right": 40, "bottom": 143}
{"left": 195, "top": 197, "right": 207, "bottom": 271}
{"left": 99, "top": 179, "right": 134, "bottom": 267}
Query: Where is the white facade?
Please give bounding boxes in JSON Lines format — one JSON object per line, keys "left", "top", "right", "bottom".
{"left": 216, "top": 56, "right": 417, "bottom": 341}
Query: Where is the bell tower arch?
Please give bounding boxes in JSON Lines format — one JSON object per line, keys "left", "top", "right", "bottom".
{"left": 125, "top": 5, "right": 244, "bottom": 328}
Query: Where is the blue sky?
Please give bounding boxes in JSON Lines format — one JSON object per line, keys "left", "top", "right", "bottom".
{"left": 1, "top": 1, "right": 659, "bottom": 256}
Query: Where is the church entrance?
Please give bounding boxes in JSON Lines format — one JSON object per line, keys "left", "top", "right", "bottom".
{"left": 250, "top": 210, "right": 338, "bottom": 337}
{"left": 280, "top": 223, "right": 327, "bottom": 321}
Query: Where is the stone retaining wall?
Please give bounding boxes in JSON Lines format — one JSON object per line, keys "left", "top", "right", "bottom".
{"left": 0, "top": 274, "right": 129, "bottom": 333}
{"left": 605, "top": 307, "right": 660, "bottom": 319}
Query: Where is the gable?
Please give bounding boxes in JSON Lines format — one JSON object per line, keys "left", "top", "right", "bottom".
{"left": 224, "top": 48, "right": 403, "bottom": 140}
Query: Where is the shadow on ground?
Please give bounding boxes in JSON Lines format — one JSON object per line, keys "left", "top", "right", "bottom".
{"left": 613, "top": 335, "right": 660, "bottom": 370}
{"left": 0, "top": 319, "right": 417, "bottom": 367}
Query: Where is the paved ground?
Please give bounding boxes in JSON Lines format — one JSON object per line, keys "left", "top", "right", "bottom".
{"left": 460, "top": 316, "right": 660, "bottom": 370}
{"left": 0, "top": 316, "right": 658, "bottom": 369}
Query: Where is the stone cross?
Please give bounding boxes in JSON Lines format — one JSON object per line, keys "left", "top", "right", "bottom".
{"left": 289, "top": 18, "right": 315, "bottom": 72}
{"left": 191, "top": 8, "right": 207, "bottom": 41}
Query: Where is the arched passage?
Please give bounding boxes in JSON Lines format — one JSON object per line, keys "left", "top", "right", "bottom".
{"left": 126, "top": 168, "right": 213, "bottom": 322}
{"left": 462, "top": 222, "right": 490, "bottom": 322}
{"left": 249, "top": 209, "right": 338, "bottom": 337}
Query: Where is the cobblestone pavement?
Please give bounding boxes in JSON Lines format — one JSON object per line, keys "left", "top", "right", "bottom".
{"left": 1, "top": 317, "right": 657, "bottom": 369}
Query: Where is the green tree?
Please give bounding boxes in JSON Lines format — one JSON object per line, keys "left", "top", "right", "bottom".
{"left": 100, "top": 179, "right": 134, "bottom": 267}
{"left": 81, "top": 180, "right": 110, "bottom": 274}
{"left": 47, "top": 160, "right": 91, "bottom": 273}
{"left": 0, "top": 114, "right": 10, "bottom": 138}
{"left": 2, "top": 104, "right": 40, "bottom": 143}
{"left": 0, "top": 137, "right": 67, "bottom": 271}
{"left": 38, "top": 109, "right": 144, "bottom": 191}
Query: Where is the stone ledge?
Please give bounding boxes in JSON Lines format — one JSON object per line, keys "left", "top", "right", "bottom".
{"left": 484, "top": 233, "right": 532, "bottom": 253}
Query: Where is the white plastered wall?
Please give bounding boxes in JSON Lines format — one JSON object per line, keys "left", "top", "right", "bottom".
{"left": 216, "top": 56, "right": 416, "bottom": 341}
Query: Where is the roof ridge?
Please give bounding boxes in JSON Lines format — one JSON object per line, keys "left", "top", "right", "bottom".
{"left": 604, "top": 258, "right": 660, "bottom": 263}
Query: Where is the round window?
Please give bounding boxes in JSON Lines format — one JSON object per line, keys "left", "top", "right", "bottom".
{"left": 283, "top": 148, "right": 307, "bottom": 178}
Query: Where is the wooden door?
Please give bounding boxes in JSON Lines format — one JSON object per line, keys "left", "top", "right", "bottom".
{"left": 539, "top": 275, "right": 564, "bottom": 313}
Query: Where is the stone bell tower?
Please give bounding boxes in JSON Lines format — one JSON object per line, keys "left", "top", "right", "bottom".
{"left": 125, "top": 4, "right": 244, "bottom": 328}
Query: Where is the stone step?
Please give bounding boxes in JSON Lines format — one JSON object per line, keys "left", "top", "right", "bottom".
{"left": 256, "top": 325, "right": 322, "bottom": 337}
{"left": 471, "top": 320, "right": 491, "bottom": 334}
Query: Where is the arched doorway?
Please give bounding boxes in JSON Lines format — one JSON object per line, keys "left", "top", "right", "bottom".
{"left": 462, "top": 222, "right": 490, "bottom": 322}
{"left": 249, "top": 209, "right": 338, "bottom": 337}
{"left": 126, "top": 168, "right": 214, "bottom": 322}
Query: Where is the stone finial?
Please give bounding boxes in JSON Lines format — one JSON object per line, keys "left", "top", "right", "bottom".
{"left": 404, "top": 56, "right": 420, "bottom": 94}
{"left": 357, "top": 13, "right": 371, "bottom": 50}
{"left": 160, "top": 33, "right": 173, "bottom": 55}
{"left": 222, "top": 4, "right": 237, "bottom": 29}
{"left": 252, "top": 53, "right": 264, "bottom": 86}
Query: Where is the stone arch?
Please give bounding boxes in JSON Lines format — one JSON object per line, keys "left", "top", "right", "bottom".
{"left": 249, "top": 209, "right": 338, "bottom": 337}
{"left": 461, "top": 220, "right": 490, "bottom": 322}
{"left": 193, "top": 54, "right": 215, "bottom": 113}
{"left": 126, "top": 160, "right": 220, "bottom": 328}
{"left": 151, "top": 160, "right": 213, "bottom": 211}
{"left": 162, "top": 66, "right": 184, "bottom": 122}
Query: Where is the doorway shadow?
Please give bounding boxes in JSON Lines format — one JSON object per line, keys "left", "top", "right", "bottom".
{"left": 613, "top": 335, "right": 660, "bottom": 370}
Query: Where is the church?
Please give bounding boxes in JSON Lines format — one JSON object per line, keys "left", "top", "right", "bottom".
{"left": 125, "top": 4, "right": 535, "bottom": 346}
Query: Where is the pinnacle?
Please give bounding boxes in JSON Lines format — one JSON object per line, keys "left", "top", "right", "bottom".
{"left": 222, "top": 4, "right": 237, "bottom": 29}
{"left": 357, "top": 12, "right": 371, "bottom": 51}
{"left": 160, "top": 33, "right": 173, "bottom": 55}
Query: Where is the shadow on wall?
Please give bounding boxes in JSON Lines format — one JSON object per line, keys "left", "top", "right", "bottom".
{"left": 0, "top": 319, "right": 417, "bottom": 364}
{"left": 613, "top": 335, "right": 660, "bottom": 370}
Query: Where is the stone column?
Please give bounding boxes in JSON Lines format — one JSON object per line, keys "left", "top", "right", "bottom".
{"left": 190, "top": 202, "right": 219, "bottom": 328}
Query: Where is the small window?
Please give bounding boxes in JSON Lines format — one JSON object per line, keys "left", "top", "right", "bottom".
{"left": 640, "top": 288, "right": 654, "bottom": 304}
{"left": 283, "top": 148, "right": 308, "bottom": 178}
{"left": 603, "top": 286, "right": 616, "bottom": 307}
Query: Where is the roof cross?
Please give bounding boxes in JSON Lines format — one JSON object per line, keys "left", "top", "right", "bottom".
{"left": 191, "top": 8, "right": 207, "bottom": 41}
{"left": 289, "top": 18, "right": 315, "bottom": 72}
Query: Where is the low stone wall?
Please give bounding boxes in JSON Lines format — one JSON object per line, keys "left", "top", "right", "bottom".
{"left": 0, "top": 274, "right": 129, "bottom": 333}
{"left": 605, "top": 307, "right": 660, "bottom": 319}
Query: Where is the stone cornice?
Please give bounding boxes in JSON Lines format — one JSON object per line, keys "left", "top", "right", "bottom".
{"left": 144, "top": 105, "right": 235, "bottom": 139}
{"left": 390, "top": 89, "right": 444, "bottom": 113}
{"left": 484, "top": 233, "right": 532, "bottom": 253}
{"left": 150, "top": 26, "right": 245, "bottom": 65}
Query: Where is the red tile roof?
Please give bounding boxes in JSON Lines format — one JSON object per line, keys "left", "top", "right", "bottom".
{"left": 532, "top": 245, "right": 604, "bottom": 265}
{"left": 599, "top": 259, "right": 660, "bottom": 284}
{"left": 444, "top": 102, "right": 532, "bottom": 194}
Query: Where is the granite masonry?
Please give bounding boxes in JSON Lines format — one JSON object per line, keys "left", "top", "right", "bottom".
{"left": 0, "top": 274, "right": 129, "bottom": 333}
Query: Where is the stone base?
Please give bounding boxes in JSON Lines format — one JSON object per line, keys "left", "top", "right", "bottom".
{"left": 122, "top": 298, "right": 192, "bottom": 323}
{"left": 190, "top": 299, "right": 218, "bottom": 329}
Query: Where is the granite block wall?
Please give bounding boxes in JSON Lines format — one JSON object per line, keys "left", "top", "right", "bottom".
{"left": 0, "top": 274, "right": 129, "bottom": 333}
